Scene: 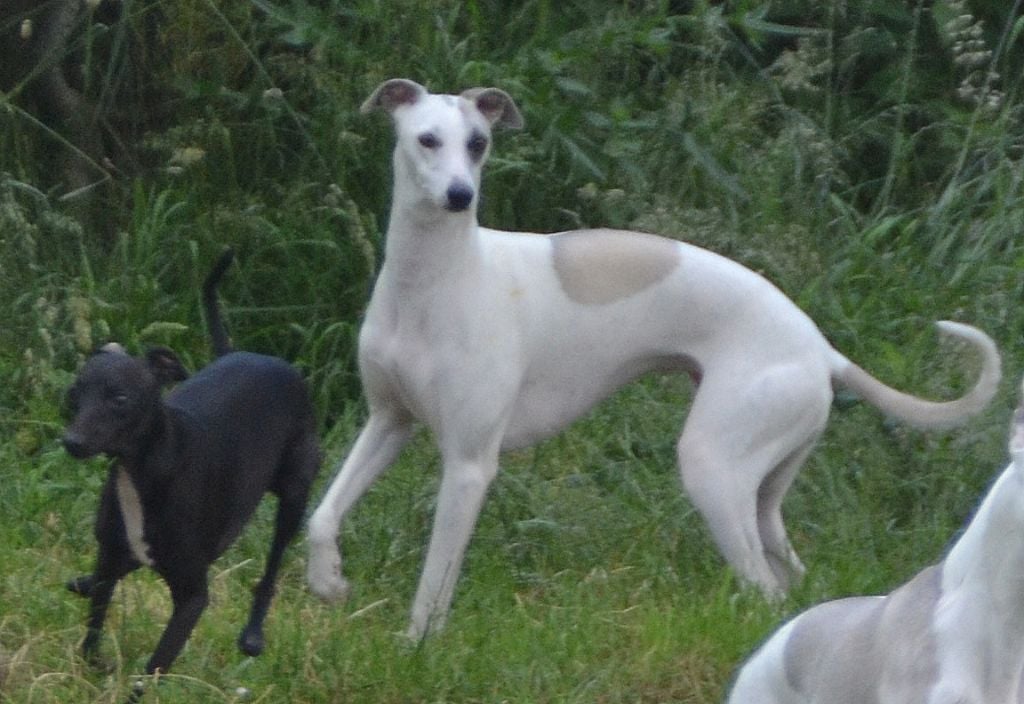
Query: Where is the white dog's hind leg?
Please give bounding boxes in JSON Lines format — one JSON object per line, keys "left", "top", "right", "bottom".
{"left": 307, "top": 411, "right": 413, "bottom": 601}
{"left": 406, "top": 449, "right": 501, "bottom": 641}
{"left": 678, "top": 367, "right": 831, "bottom": 595}
{"left": 679, "top": 436, "right": 782, "bottom": 594}
{"left": 757, "top": 438, "right": 820, "bottom": 589}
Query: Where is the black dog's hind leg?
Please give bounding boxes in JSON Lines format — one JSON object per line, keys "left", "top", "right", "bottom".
{"left": 238, "top": 438, "right": 319, "bottom": 656}
{"left": 237, "top": 491, "right": 305, "bottom": 656}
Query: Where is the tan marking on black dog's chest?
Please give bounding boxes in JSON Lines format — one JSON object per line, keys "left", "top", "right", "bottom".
{"left": 116, "top": 468, "right": 154, "bottom": 567}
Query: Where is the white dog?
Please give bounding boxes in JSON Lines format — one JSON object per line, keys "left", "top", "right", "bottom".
{"left": 306, "top": 78, "right": 1001, "bottom": 640}
{"left": 727, "top": 379, "right": 1024, "bottom": 704}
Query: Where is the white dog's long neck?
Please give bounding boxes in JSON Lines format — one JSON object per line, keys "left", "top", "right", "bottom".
{"left": 939, "top": 461, "right": 1024, "bottom": 694}
{"left": 383, "top": 167, "right": 481, "bottom": 294}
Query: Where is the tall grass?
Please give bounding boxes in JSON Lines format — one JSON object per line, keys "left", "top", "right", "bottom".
{"left": 1, "top": 1, "right": 1022, "bottom": 701}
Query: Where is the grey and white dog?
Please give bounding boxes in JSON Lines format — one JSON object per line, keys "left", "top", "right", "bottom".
{"left": 728, "top": 377, "right": 1024, "bottom": 704}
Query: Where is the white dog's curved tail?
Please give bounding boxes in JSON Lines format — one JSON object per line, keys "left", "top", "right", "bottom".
{"left": 832, "top": 321, "right": 1001, "bottom": 430}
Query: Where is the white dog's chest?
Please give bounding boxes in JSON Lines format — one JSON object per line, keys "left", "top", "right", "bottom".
{"left": 362, "top": 320, "right": 519, "bottom": 432}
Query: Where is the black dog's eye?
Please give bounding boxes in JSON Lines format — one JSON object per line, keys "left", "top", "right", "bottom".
{"left": 105, "top": 388, "right": 129, "bottom": 407}
{"left": 418, "top": 133, "right": 441, "bottom": 149}
{"left": 467, "top": 133, "right": 488, "bottom": 160}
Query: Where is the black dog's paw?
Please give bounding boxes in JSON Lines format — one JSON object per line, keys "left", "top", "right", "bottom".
{"left": 125, "top": 678, "right": 146, "bottom": 703}
{"left": 67, "top": 574, "right": 95, "bottom": 597}
{"left": 81, "top": 649, "right": 116, "bottom": 674}
{"left": 237, "top": 628, "right": 265, "bottom": 658}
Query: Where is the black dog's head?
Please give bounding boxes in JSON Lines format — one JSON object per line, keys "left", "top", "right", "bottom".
{"left": 62, "top": 343, "right": 188, "bottom": 460}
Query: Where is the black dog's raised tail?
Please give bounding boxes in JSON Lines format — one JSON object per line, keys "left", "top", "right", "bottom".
{"left": 203, "top": 248, "right": 235, "bottom": 357}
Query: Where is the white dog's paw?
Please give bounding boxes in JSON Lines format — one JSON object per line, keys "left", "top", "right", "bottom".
{"left": 309, "top": 568, "right": 351, "bottom": 602}
{"left": 307, "top": 551, "right": 351, "bottom": 602}
{"left": 404, "top": 609, "right": 447, "bottom": 643}
{"left": 404, "top": 621, "right": 428, "bottom": 644}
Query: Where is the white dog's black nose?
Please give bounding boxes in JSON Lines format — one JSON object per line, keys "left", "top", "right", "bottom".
{"left": 445, "top": 183, "right": 474, "bottom": 212}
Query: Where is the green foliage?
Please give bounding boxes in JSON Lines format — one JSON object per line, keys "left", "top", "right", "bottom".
{"left": 1, "top": 0, "right": 1023, "bottom": 701}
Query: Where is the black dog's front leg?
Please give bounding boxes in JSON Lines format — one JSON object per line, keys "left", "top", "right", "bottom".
{"left": 83, "top": 572, "right": 125, "bottom": 663}
{"left": 81, "top": 476, "right": 141, "bottom": 663}
{"left": 145, "top": 578, "right": 209, "bottom": 675}
{"left": 82, "top": 550, "right": 140, "bottom": 663}
{"left": 82, "top": 560, "right": 139, "bottom": 663}
{"left": 68, "top": 573, "right": 97, "bottom": 596}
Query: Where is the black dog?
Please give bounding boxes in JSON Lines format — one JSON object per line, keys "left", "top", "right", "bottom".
{"left": 62, "top": 249, "right": 320, "bottom": 678}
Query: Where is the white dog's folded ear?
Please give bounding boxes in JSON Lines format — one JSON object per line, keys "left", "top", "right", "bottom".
{"left": 461, "top": 87, "right": 524, "bottom": 130}
{"left": 361, "top": 79, "right": 427, "bottom": 115}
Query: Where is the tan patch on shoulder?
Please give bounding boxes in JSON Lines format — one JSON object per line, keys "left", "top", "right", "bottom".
{"left": 551, "top": 229, "right": 681, "bottom": 305}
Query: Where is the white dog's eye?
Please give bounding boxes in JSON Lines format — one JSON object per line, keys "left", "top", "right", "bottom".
{"left": 467, "top": 133, "right": 488, "bottom": 160}
{"left": 418, "top": 133, "right": 441, "bottom": 149}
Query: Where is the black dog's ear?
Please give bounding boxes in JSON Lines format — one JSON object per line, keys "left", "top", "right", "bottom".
{"left": 145, "top": 347, "right": 189, "bottom": 386}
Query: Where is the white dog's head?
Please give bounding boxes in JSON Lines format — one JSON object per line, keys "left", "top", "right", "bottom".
{"left": 361, "top": 78, "right": 523, "bottom": 214}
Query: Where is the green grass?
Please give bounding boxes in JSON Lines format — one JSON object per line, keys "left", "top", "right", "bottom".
{"left": 2, "top": 0, "right": 1024, "bottom": 702}
{"left": 0, "top": 378, "right": 1012, "bottom": 702}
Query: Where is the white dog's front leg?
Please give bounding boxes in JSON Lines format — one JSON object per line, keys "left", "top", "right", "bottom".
{"left": 307, "top": 411, "right": 413, "bottom": 602}
{"left": 406, "top": 449, "right": 501, "bottom": 641}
